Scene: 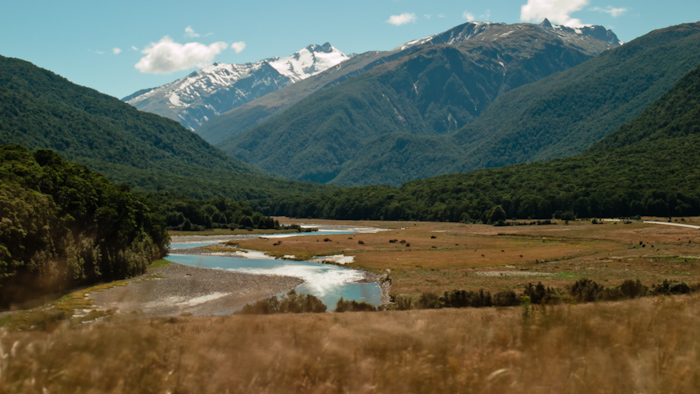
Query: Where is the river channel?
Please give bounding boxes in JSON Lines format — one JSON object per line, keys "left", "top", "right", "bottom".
{"left": 167, "top": 226, "right": 384, "bottom": 310}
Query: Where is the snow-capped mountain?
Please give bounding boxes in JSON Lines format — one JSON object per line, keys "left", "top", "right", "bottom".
{"left": 124, "top": 43, "right": 348, "bottom": 131}
{"left": 400, "top": 19, "right": 621, "bottom": 53}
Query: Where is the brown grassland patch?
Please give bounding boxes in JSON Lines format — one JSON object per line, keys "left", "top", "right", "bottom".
{"left": 2, "top": 295, "right": 700, "bottom": 393}
{"left": 235, "top": 218, "right": 700, "bottom": 298}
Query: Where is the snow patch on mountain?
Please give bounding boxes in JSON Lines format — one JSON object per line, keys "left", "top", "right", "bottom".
{"left": 398, "top": 20, "right": 620, "bottom": 51}
{"left": 124, "top": 43, "right": 348, "bottom": 130}
{"left": 269, "top": 43, "right": 348, "bottom": 81}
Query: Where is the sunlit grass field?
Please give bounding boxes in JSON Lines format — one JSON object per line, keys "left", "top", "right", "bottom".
{"left": 2, "top": 294, "right": 700, "bottom": 393}
{"left": 2, "top": 218, "right": 700, "bottom": 393}
{"left": 236, "top": 217, "right": 700, "bottom": 298}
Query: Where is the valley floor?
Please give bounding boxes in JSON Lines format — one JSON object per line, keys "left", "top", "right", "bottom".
{"left": 240, "top": 217, "right": 700, "bottom": 298}
{"left": 2, "top": 218, "right": 700, "bottom": 392}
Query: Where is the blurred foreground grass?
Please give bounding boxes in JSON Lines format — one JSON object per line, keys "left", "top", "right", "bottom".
{"left": 2, "top": 294, "right": 699, "bottom": 393}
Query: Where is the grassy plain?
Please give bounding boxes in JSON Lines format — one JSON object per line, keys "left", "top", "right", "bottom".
{"left": 3, "top": 218, "right": 700, "bottom": 392}
{"left": 2, "top": 294, "right": 700, "bottom": 393}
{"left": 234, "top": 217, "right": 700, "bottom": 298}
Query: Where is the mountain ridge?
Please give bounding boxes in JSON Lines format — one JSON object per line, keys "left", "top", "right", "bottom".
{"left": 261, "top": 22, "right": 700, "bottom": 187}
{"left": 198, "top": 20, "right": 619, "bottom": 145}
{"left": 0, "top": 54, "right": 330, "bottom": 200}
{"left": 261, "top": 62, "right": 700, "bottom": 221}
{"left": 124, "top": 43, "right": 348, "bottom": 131}
{"left": 213, "top": 21, "right": 621, "bottom": 184}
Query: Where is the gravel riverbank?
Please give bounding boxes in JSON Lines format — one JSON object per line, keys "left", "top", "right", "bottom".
{"left": 91, "top": 262, "right": 303, "bottom": 317}
{"left": 172, "top": 244, "right": 391, "bottom": 305}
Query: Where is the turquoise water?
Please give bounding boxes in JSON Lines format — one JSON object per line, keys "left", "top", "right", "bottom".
{"left": 170, "top": 242, "right": 219, "bottom": 249}
{"left": 169, "top": 230, "right": 356, "bottom": 250}
{"left": 167, "top": 253, "right": 381, "bottom": 310}
{"left": 168, "top": 228, "right": 382, "bottom": 310}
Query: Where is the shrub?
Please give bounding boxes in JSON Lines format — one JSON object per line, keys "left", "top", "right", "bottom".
{"left": 570, "top": 279, "right": 604, "bottom": 302}
{"left": 416, "top": 293, "right": 441, "bottom": 309}
{"left": 523, "top": 282, "right": 548, "bottom": 304}
{"left": 492, "top": 290, "right": 520, "bottom": 307}
{"left": 237, "top": 290, "right": 327, "bottom": 314}
{"left": 442, "top": 289, "right": 493, "bottom": 308}
{"left": 619, "top": 279, "right": 648, "bottom": 298}
{"left": 652, "top": 280, "right": 691, "bottom": 295}
{"left": 335, "top": 297, "right": 377, "bottom": 312}
{"left": 394, "top": 295, "right": 413, "bottom": 310}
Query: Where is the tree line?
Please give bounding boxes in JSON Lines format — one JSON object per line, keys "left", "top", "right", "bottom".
{"left": 0, "top": 145, "right": 168, "bottom": 307}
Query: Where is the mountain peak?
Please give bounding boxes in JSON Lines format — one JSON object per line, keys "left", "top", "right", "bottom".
{"left": 124, "top": 43, "right": 348, "bottom": 131}
{"left": 399, "top": 20, "right": 620, "bottom": 51}
{"left": 306, "top": 42, "right": 334, "bottom": 53}
{"left": 537, "top": 19, "right": 621, "bottom": 45}
{"left": 268, "top": 43, "right": 348, "bottom": 82}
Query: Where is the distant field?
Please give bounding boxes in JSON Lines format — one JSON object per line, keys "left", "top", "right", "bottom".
{"left": 237, "top": 218, "right": 700, "bottom": 298}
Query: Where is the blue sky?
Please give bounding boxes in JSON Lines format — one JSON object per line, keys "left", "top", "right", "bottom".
{"left": 1, "top": 0, "right": 698, "bottom": 99}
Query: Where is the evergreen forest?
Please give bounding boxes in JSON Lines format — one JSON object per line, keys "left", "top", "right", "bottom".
{"left": 0, "top": 145, "right": 168, "bottom": 306}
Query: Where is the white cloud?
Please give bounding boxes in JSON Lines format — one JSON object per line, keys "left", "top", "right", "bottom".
{"left": 482, "top": 10, "right": 491, "bottom": 20}
{"left": 185, "top": 26, "right": 200, "bottom": 38}
{"left": 463, "top": 12, "right": 475, "bottom": 22}
{"left": 424, "top": 14, "right": 432, "bottom": 20}
{"left": 591, "top": 6, "right": 627, "bottom": 17}
{"left": 112, "top": 47, "right": 122, "bottom": 55}
{"left": 135, "top": 36, "right": 228, "bottom": 74}
{"left": 95, "top": 50, "right": 105, "bottom": 55}
{"left": 131, "top": 46, "right": 139, "bottom": 51}
{"left": 520, "top": 0, "right": 589, "bottom": 27}
{"left": 231, "top": 41, "right": 246, "bottom": 53}
{"left": 387, "top": 13, "right": 417, "bottom": 26}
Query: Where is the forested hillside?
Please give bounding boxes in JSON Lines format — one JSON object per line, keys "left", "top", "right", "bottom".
{"left": 217, "top": 22, "right": 700, "bottom": 187}
{"left": 0, "top": 55, "right": 329, "bottom": 200}
{"left": 0, "top": 145, "right": 169, "bottom": 307}
{"left": 196, "top": 50, "right": 402, "bottom": 144}
{"left": 261, "top": 64, "right": 700, "bottom": 221}
{"left": 216, "top": 22, "right": 616, "bottom": 184}
{"left": 335, "top": 22, "right": 700, "bottom": 186}
{"left": 451, "top": 22, "right": 700, "bottom": 171}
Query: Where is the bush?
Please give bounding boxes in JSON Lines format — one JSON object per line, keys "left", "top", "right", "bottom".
{"left": 523, "top": 282, "right": 548, "bottom": 304}
{"left": 652, "top": 280, "right": 691, "bottom": 295}
{"left": 416, "top": 293, "right": 441, "bottom": 309}
{"left": 620, "top": 279, "right": 648, "bottom": 298}
{"left": 442, "top": 289, "right": 493, "bottom": 308}
{"left": 570, "top": 279, "right": 604, "bottom": 302}
{"left": 492, "top": 290, "right": 520, "bottom": 307}
{"left": 394, "top": 295, "right": 413, "bottom": 310}
{"left": 335, "top": 297, "right": 377, "bottom": 312}
{"left": 237, "top": 290, "right": 327, "bottom": 314}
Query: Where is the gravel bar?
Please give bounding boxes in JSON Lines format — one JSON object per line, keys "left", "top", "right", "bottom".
{"left": 90, "top": 262, "right": 303, "bottom": 318}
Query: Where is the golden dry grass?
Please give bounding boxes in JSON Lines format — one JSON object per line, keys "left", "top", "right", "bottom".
{"left": 233, "top": 219, "right": 700, "bottom": 298}
{"left": 2, "top": 294, "right": 700, "bottom": 393}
